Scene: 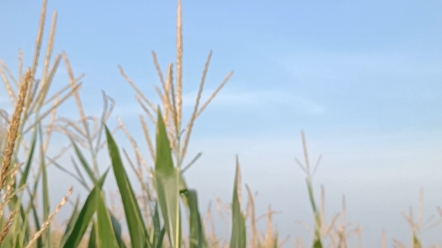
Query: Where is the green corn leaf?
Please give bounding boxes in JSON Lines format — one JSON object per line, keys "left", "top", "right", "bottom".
{"left": 18, "top": 128, "right": 37, "bottom": 188}
{"left": 38, "top": 124, "right": 50, "bottom": 248}
{"left": 63, "top": 171, "right": 108, "bottom": 248}
{"left": 306, "top": 180, "right": 322, "bottom": 247}
{"left": 229, "top": 157, "right": 246, "bottom": 248}
{"left": 60, "top": 198, "right": 80, "bottom": 247}
{"left": 29, "top": 174, "right": 43, "bottom": 248}
{"left": 8, "top": 128, "right": 36, "bottom": 247}
{"left": 110, "top": 211, "right": 126, "bottom": 248}
{"left": 154, "top": 228, "right": 166, "bottom": 248}
{"left": 182, "top": 189, "right": 207, "bottom": 248}
{"left": 88, "top": 223, "right": 97, "bottom": 248}
{"left": 14, "top": 204, "right": 30, "bottom": 248}
{"left": 95, "top": 190, "right": 119, "bottom": 248}
{"left": 151, "top": 202, "right": 161, "bottom": 246}
{"left": 154, "top": 172, "right": 181, "bottom": 248}
{"left": 413, "top": 236, "right": 422, "bottom": 248}
{"left": 104, "top": 125, "right": 149, "bottom": 248}
{"left": 312, "top": 239, "right": 322, "bottom": 248}
{"left": 30, "top": 206, "right": 41, "bottom": 248}
{"left": 154, "top": 109, "right": 181, "bottom": 248}
{"left": 273, "top": 235, "right": 278, "bottom": 248}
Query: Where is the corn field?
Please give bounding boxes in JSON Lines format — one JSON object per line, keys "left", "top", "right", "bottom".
{"left": 0, "top": 0, "right": 441, "bottom": 247}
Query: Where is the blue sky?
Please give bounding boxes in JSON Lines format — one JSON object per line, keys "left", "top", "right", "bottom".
{"left": 1, "top": 0, "right": 442, "bottom": 246}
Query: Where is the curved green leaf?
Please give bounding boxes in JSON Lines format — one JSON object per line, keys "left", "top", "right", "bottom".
{"left": 154, "top": 228, "right": 166, "bottom": 248}
{"left": 96, "top": 190, "right": 119, "bottom": 248}
{"left": 60, "top": 198, "right": 80, "bottom": 247}
{"left": 63, "top": 171, "right": 108, "bottom": 248}
{"left": 182, "top": 189, "right": 207, "bottom": 248}
{"left": 88, "top": 223, "right": 97, "bottom": 248}
{"left": 104, "top": 125, "right": 149, "bottom": 248}
{"left": 18, "top": 128, "right": 37, "bottom": 188}
{"left": 154, "top": 109, "right": 181, "bottom": 248}
{"left": 110, "top": 212, "right": 126, "bottom": 248}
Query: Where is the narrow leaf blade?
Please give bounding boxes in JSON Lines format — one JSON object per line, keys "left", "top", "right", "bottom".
{"left": 229, "top": 159, "right": 246, "bottom": 248}
{"left": 104, "top": 125, "right": 149, "bottom": 247}
{"left": 154, "top": 109, "right": 181, "bottom": 248}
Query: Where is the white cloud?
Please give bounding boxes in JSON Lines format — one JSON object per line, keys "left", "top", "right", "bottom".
{"left": 278, "top": 48, "right": 442, "bottom": 84}
{"left": 182, "top": 89, "right": 326, "bottom": 115}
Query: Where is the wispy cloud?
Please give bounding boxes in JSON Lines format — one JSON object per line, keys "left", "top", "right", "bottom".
{"left": 278, "top": 48, "right": 442, "bottom": 85}
{"left": 182, "top": 89, "right": 326, "bottom": 114}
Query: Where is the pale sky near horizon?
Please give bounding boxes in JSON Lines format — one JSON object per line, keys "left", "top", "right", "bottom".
{"left": 1, "top": 1, "right": 442, "bottom": 247}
